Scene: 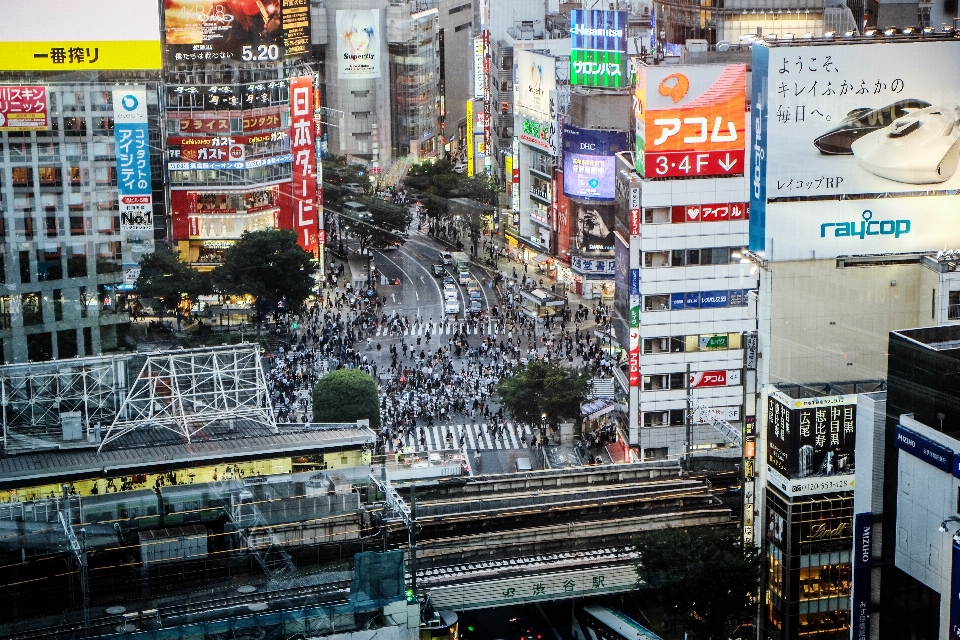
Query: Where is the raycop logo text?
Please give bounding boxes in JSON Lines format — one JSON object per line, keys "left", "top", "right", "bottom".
{"left": 820, "top": 210, "right": 911, "bottom": 240}
{"left": 752, "top": 101, "right": 764, "bottom": 200}
{"left": 571, "top": 25, "right": 624, "bottom": 38}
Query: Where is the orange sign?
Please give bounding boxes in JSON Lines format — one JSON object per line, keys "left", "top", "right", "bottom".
{"left": 636, "top": 64, "right": 747, "bottom": 178}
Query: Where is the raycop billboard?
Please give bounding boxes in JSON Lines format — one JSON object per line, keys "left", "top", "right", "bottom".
{"left": 570, "top": 10, "right": 627, "bottom": 88}
{"left": 562, "top": 126, "right": 628, "bottom": 202}
{"left": 766, "top": 388, "right": 856, "bottom": 496}
{"left": 634, "top": 64, "right": 746, "bottom": 178}
{"left": 750, "top": 40, "right": 960, "bottom": 259}
{"left": 0, "top": 0, "right": 162, "bottom": 71}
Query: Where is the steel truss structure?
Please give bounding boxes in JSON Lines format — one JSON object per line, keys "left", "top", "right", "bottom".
{"left": 98, "top": 345, "right": 275, "bottom": 451}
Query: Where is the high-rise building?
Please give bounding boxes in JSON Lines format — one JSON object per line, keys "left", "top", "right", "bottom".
{"left": 0, "top": 0, "right": 165, "bottom": 363}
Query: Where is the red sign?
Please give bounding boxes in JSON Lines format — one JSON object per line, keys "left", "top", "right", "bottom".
{"left": 318, "top": 229, "right": 325, "bottom": 245}
{"left": 290, "top": 76, "right": 317, "bottom": 253}
{"left": 629, "top": 208, "right": 641, "bottom": 237}
{"left": 181, "top": 144, "right": 245, "bottom": 163}
{"left": 689, "top": 369, "right": 742, "bottom": 388}
{"left": 0, "top": 85, "right": 48, "bottom": 131}
{"left": 671, "top": 202, "right": 748, "bottom": 223}
{"left": 242, "top": 108, "right": 283, "bottom": 133}
{"left": 179, "top": 116, "right": 231, "bottom": 134}
{"left": 647, "top": 150, "right": 744, "bottom": 179}
{"left": 628, "top": 348, "right": 640, "bottom": 386}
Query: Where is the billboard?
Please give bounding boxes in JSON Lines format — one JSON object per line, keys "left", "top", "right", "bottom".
{"left": 751, "top": 40, "right": 960, "bottom": 256}
{"left": 282, "top": 0, "right": 311, "bottom": 58}
{"left": 516, "top": 50, "right": 556, "bottom": 118}
{"left": 635, "top": 64, "right": 746, "bottom": 178}
{"left": 766, "top": 389, "right": 857, "bottom": 481}
{"left": 0, "top": 0, "right": 161, "bottom": 71}
{"left": 570, "top": 10, "right": 627, "bottom": 88}
{"left": 571, "top": 201, "right": 615, "bottom": 253}
{"left": 562, "top": 126, "right": 627, "bottom": 201}
{"left": 336, "top": 9, "right": 382, "bottom": 79}
{"left": 114, "top": 88, "right": 154, "bottom": 283}
{"left": 473, "top": 37, "right": 485, "bottom": 100}
{"left": 690, "top": 369, "right": 741, "bottom": 388}
{"left": 0, "top": 86, "right": 48, "bottom": 131}
{"left": 290, "top": 76, "right": 318, "bottom": 253}
{"left": 165, "top": 0, "right": 290, "bottom": 64}
{"left": 519, "top": 116, "right": 558, "bottom": 155}
{"left": 671, "top": 202, "right": 748, "bottom": 223}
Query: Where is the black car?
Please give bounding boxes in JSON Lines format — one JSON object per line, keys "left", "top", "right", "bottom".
{"left": 432, "top": 264, "right": 445, "bottom": 277}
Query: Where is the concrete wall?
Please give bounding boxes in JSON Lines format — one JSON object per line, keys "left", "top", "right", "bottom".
{"left": 437, "top": 0, "right": 476, "bottom": 156}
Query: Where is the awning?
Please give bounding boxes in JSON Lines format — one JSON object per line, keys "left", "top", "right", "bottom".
{"left": 533, "top": 254, "right": 552, "bottom": 264}
{"left": 581, "top": 399, "right": 616, "bottom": 421}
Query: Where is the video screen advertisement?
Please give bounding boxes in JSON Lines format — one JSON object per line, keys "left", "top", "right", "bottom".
{"left": 570, "top": 10, "right": 627, "bottom": 88}
{"left": 0, "top": 0, "right": 162, "bottom": 71}
{"left": 165, "top": 0, "right": 310, "bottom": 64}
{"left": 634, "top": 64, "right": 746, "bottom": 179}
{"left": 766, "top": 388, "right": 856, "bottom": 495}
{"left": 562, "top": 126, "right": 628, "bottom": 202}
{"left": 750, "top": 40, "right": 960, "bottom": 260}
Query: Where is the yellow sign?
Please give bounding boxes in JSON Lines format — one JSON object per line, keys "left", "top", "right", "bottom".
{"left": 0, "top": 41, "right": 162, "bottom": 71}
{"left": 466, "top": 99, "right": 474, "bottom": 177}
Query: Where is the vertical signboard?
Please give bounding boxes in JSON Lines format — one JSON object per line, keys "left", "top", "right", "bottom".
{"left": 952, "top": 539, "right": 960, "bottom": 640}
{"left": 466, "top": 99, "right": 474, "bottom": 176}
{"left": 282, "top": 0, "right": 311, "bottom": 58}
{"left": 0, "top": 86, "right": 49, "bottom": 131}
{"left": 336, "top": 9, "right": 382, "bottom": 79}
{"left": 113, "top": 88, "right": 153, "bottom": 284}
{"left": 290, "top": 76, "right": 318, "bottom": 253}
{"left": 852, "top": 512, "right": 872, "bottom": 640}
{"left": 482, "top": 29, "right": 491, "bottom": 174}
{"left": 473, "top": 37, "right": 485, "bottom": 100}
{"left": 570, "top": 10, "right": 627, "bottom": 88}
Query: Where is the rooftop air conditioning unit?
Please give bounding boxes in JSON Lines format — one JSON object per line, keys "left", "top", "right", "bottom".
{"left": 685, "top": 38, "right": 709, "bottom": 52}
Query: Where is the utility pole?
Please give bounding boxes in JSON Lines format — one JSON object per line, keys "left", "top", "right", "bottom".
{"left": 409, "top": 484, "right": 418, "bottom": 595}
{"left": 685, "top": 363, "right": 691, "bottom": 473}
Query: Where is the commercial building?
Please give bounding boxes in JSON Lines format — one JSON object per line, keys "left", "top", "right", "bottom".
{"left": 612, "top": 54, "right": 758, "bottom": 468}
{"left": 0, "top": 0, "right": 165, "bottom": 363}
{"left": 748, "top": 34, "right": 960, "bottom": 639}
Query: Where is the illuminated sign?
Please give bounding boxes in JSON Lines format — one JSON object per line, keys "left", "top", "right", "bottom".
{"left": 165, "top": 0, "right": 288, "bottom": 64}
{"left": 671, "top": 202, "right": 748, "bottom": 223}
{"left": 520, "top": 117, "right": 558, "bottom": 155}
{"left": 564, "top": 154, "right": 615, "bottom": 200}
{"left": 474, "top": 37, "right": 485, "bottom": 100}
{"left": 570, "top": 10, "right": 627, "bottom": 88}
{"left": 766, "top": 388, "right": 857, "bottom": 481}
{"left": 571, "top": 256, "right": 615, "bottom": 275}
{"left": 689, "top": 370, "right": 741, "bottom": 388}
{"left": 0, "top": 0, "right": 161, "bottom": 71}
{"left": 637, "top": 64, "right": 746, "bottom": 178}
{"left": 282, "top": 0, "right": 311, "bottom": 58}
{"left": 290, "top": 76, "right": 318, "bottom": 253}
{"left": 0, "top": 86, "right": 48, "bottom": 131}
{"left": 516, "top": 50, "right": 556, "bottom": 117}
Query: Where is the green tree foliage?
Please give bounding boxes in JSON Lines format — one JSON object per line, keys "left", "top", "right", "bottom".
{"left": 453, "top": 174, "right": 498, "bottom": 207}
{"left": 134, "top": 248, "right": 207, "bottom": 318}
{"left": 322, "top": 156, "right": 371, "bottom": 193}
{"left": 347, "top": 196, "right": 412, "bottom": 251}
{"left": 404, "top": 159, "right": 461, "bottom": 197}
{"left": 633, "top": 527, "right": 761, "bottom": 638}
{"left": 496, "top": 359, "right": 589, "bottom": 426}
{"left": 212, "top": 229, "right": 318, "bottom": 318}
{"left": 312, "top": 369, "right": 381, "bottom": 429}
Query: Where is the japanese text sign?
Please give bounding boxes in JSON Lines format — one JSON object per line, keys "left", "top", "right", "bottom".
{"left": 0, "top": 86, "right": 48, "bottom": 131}
{"left": 290, "top": 76, "right": 317, "bottom": 253}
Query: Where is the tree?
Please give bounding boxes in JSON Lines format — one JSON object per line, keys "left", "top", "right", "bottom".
{"left": 212, "top": 229, "right": 318, "bottom": 320}
{"left": 495, "top": 359, "right": 589, "bottom": 427}
{"left": 312, "top": 369, "right": 381, "bottom": 429}
{"left": 135, "top": 248, "right": 207, "bottom": 320}
{"left": 404, "top": 159, "right": 461, "bottom": 197}
{"left": 345, "top": 196, "right": 412, "bottom": 251}
{"left": 452, "top": 174, "right": 498, "bottom": 207}
{"left": 633, "top": 527, "right": 761, "bottom": 638}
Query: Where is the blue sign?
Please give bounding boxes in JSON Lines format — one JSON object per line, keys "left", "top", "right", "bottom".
{"left": 852, "top": 512, "right": 872, "bottom": 640}
{"left": 748, "top": 44, "right": 769, "bottom": 253}
{"left": 894, "top": 424, "right": 953, "bottom": 473}
{"left": 570, "top": 10, "right": 627, "bottom": 53}
{"left": 698, "top": 290, "right": 729, "bottom": 308}
{"left": 670, "top": 293, "right": 685, "bottom": 310}
{"left": 629, "top": 269, "right": 640, "bottom": 296}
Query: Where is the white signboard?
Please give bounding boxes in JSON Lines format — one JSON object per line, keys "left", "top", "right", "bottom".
{"left": 336, "top": 9, "right": 381, "bottom": 79}
{"left": 767, "top": 466, "right": 855, "bottom": 497}
{"left": 516, "top": 50, "right": 556, "bottom": 118}
{"left": 474, "top": 37, "right": 485, "bottom": 100}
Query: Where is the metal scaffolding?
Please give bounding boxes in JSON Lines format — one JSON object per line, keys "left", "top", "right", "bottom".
{"left": 98, "top": 345, "right": 275, "bottom": 452}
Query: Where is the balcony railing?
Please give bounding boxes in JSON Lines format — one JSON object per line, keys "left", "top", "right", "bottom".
{"left": 948, "top": 304, "right": 960, "bottom": 320}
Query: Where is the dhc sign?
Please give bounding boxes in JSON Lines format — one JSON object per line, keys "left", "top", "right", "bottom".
{"left": 821, "top": 210, "right": 910, "bottom": 240}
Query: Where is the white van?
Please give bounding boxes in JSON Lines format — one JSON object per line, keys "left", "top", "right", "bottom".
{"left": 444, "top": 299, "right": 460, "bottom": 315}
{"left": 342, "top": 201, "right": 371, "bottom": 220}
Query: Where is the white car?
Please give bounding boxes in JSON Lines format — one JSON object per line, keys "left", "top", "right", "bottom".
{"left": 444, "top": 299, "right": 460, "bottom": 315}
{"left": 443, "top": 283, "right": 458, "bottom": 298}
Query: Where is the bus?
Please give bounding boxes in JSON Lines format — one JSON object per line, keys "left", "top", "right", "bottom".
{"left": 573, "top": 606, "right": 662, "bottom": 640}
{"left": 451, "top": 251, "right": 470, "bottom": 284}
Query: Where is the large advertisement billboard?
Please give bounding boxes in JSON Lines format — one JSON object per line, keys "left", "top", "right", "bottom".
{"left": 164, "top": 0, "right": 292, "bottom": 64}
{"left": 113, "top": 88, "right": 155, "bottom": 284}
{"left": 516, "top": 50, "right": 556, "bottom": 118}
{"left": 570, "top": 10, "right": 627, "bottom": 88}
{"left": 0, "top": 0, "right": 161, "bottom": 71}
{"left": 336, "top": 9, "right": 382, "bottom": 79}
{"left": 571, "top": 201, "right": 615, "bottom": 253}
{"left": 751, "top": 40, "right": 960, "bottom": 257}
{"left": 290, "top": 76, "right": 318, "bottom": 254}
{"left": 562, "top": 127, "right": 627, "bottom": 201}
{"left": 766, "top": 388, "right": 856, "bottom": 491}
{"left": 0, "top": 86, "right": 49, "bottom": 131}
{"left": 635, "top": 64, "right": 746, "bottom": 178}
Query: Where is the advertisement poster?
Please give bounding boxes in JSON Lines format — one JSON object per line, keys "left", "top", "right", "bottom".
{"left": 0, "top": 86, "right": 48, "bottom": 131}
{"left": 290, "top": 76, "right": 318, "bottom": 253}
{"left": 165, "top": 0, "right": 285, "bottom": 64}
{"left": 0, "top": 0, "right": 161, "bottom": 71}
{"left": 336, "top": 9, "right": 382, "bottom": 79}
{"left": 114, "top": 88, "right": 154, "bottom": 282}
{"left": 281, "top": 0, "right": 311, "bottom": 58}
{"left": 473, "top": 37, "right": 485, "bottom": 100}
{"left": 752, "top": 41, "right": 960, "bottom": 254}
{"left": 516, "top": 50, "right": 556, "bottom": 118}
{"left": 571, "top": 201, "right": 615, "bottom": 253}
{"left": 767, "top": 388, "right": 857, "bottom": 480}
{"left": 562, "top": 126, "right": 627, "bottom": 202}
{"left": 637, "top": 64, "right": 746, "bottom": 179}
{"left": 570, "top": 10, "right": 627, "bottom": 88}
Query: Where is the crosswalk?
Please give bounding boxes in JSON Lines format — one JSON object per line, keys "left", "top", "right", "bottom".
{"left": 374, "top": 321, "right": 504, "bottom": 337}
{"left": 387, "top": 422, "right": 535, "bottom": 452}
